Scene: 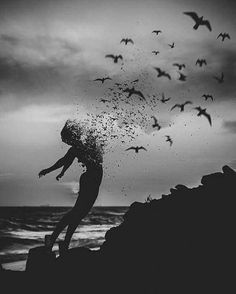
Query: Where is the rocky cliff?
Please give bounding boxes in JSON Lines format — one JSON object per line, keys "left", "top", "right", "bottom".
{"left": 1, "top": 165, "right": 235, "bottom": 293}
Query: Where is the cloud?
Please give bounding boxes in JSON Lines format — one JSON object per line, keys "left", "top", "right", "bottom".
{"left": 0, "top": 34, "right": 19, "bottom": 46}
{"left": 0, "top": 32, "right": 92, "bottom": 103}
{"left": 60, "top": 181, "right": 79, "bottom": 198}
{"left": 0, "top": 104, "right": 76, "bottom": 149}
{"left": 0, "top": 33, "right": 82, "bottom": 65}
{"left": 0, "top": 31, "right": 124, "bottom": 110}
{"left": 0, "top": 4, "right": 235, "bottom": 116}
{"left": 222, "top": 120, "right": 236, "bottom": 133}
{"left": 229, "top": 160, "right": 236, "bottom": 169}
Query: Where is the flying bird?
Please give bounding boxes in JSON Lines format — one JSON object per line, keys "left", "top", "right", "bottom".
{"left": 213, "top": 72, "right": 224, "bottom": 83}
{"left": 105, "top": 54, "right": 123, "bottom": 63}
{"left": 152, "top": 50, "right": 160, "bottom": 55}
{"left": 196, "top": 59, "right": 207, "bottom": 67}
{"left": 173, "top": 63, "right": 185, "bottom": 70}
{"left": 178, "top": 72, "right": 187, "bottom": 81}
{"left": 151, "top": 116, "right": 161, "bottom": 130}
{"left": 194, "top": 106, "right": 212, "bottom": 126}
{"left": 217, "top": 33, "right": 230, "bottom": 42}
{"left": 131, "top": 79, "right": 139, "bottom": 83}
{"left": 202, "top": 94, "right": 213, "bottom": 101}
{"left": 160, "top": 93, "right": 171, "bottom": 103}
{"left": 123, "top": 87, "right": 146, "bottom": 101}
{"left": 183, "top": 12, "right": 212, "bottom": 31}
{"left": 120, "top": 38, "right": 134, "bottom": 45}
{"left": 165, "top": 135, "right": 173, "bottom": 146}
{"left": 94, "top": 77, "right": 112, "bottom": 83}
{"left": 171, "top": 101, "right": 192, "bottom": 112}
{"left": 125, "top": 146, "right": 147, "bottom": 153}
{"left": 168, "top": 42, "right": 175, "bottom": 48}
{"left": 152, "top": 30, "right": 162, "bottom": 35}
{"left": 153, "top": 67, "right": 171, "bottom": 80}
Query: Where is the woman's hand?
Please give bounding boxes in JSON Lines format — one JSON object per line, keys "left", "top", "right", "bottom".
{"left": 56, "top": 173, "right": 64, "bottom": 181}
{"left": 38, "top": 169, "right": 49, "bottom": 178}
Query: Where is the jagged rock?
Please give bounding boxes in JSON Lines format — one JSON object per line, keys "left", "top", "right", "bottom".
{"left": 175, "top": 184, "right": 189, "bottom": 191}
{"left": 222, "top": 165, "right": 236, "bottom": 175}
{"left": 201, "top": 171, "right": 223, "bottom": 185}
{"left": 4, "top": 166, "right": 235, "bottom": 294}
{"left": 26, "top": 246, "right": 56, "bottom": 273}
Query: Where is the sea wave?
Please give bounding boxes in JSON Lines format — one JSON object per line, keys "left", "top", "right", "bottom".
{"left": 0, "top": 206, "right": 127, "bottom": 265}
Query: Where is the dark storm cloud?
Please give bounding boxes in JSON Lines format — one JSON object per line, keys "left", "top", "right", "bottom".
{"left": 222, "top": 120, "right": 236, "bottom": 133}
{"left": 0, "top": 0, "right": 235, "bottom": 114}
{"left": 0, "top": 56, "right": 73, "bottom": 100}
{"left": 0, "top": 34, "right": 19, "bottom": 46}
{"left": 0, "top": 33, "right": 80, "bottom": 56}
{"left": 0, "top": 33, "right": 90, "bottom": 108}
{"left": 0, "top": 33, "right": 82, "bottom": 63}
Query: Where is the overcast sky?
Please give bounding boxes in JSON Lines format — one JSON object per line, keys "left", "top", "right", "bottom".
{"left": 0, "top": 0, "right": 235, "bottom": 206}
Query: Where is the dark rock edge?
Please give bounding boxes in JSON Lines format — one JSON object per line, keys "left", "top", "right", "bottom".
{"left": 1, "top": 165, "right": 235, "bottom": 294}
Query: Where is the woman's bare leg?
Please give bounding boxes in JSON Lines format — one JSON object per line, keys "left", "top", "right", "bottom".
{"left": 60, "top": 168, "right": 103, "bottom": 252}
{"left": 48, "top": 210, "right": 73, "bottom": 249}
{"left": 63, "top": 204, "right": 93, "bottom": 250}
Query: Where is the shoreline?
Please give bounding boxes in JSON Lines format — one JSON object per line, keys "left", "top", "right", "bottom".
{"left": 2, "top": 260, "right": 26, "bottom": 271}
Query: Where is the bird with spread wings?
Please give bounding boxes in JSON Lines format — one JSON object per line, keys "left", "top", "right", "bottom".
{"left": 171, "top": 101, "right": 192, "bottom": 112}
{"left": 120, "top": 38, "right": 134, "bottom": 45}
{"left": 151, "top": 116, "right": 161, "bottom": 130}
{"left": 153, "top": 67, "right": 171, "bottom": 80}
{"left": 173, "top": 63, "right": 186, "bottom": 70}
{"left": 194, "top": 106, "right": 212, "bottom": 126}
{"left": 168, "top": 42, "right": 175, "bottom": 48}
{"left": 183, "top": 11, "right": 212, "bottom": 31}
{"left": 105, "top": 54, "right": 123, "bottom": 63}
{"left": 178, "top": 72, "right": 187, "bottom": 82}
{"left": 202, "top": 94, "right": 213, "bottom": 101}
{"left": 217, "top": 33, "right": 230, "bottom": 42}
{"left": 165, "top": 136, "right": 173, "bottom": 146}
{"left": 94, "top": 77, "right": 112, "bottom": 84}
{"left": 123, "top": 87, "right": 146, "bottom": 101}
{"left": 196, "top": 59, "right": 207, "bottom": 67}
{"left": 125, "top": 146, "right": 147, "bottom": 153}
{"left": 160, "top": 93, "right": 171, "bottom": 103}
{"left": 152, "top": 30, "right": 162, "bottom": 35}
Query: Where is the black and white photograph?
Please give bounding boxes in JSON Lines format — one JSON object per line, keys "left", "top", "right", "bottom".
{"left": 0, "top": 0, "right": 235, "bottom": 293}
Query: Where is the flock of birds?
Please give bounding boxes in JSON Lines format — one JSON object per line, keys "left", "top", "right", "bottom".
{"left": 79, "top": 11, "right": 230, "bottom": 155}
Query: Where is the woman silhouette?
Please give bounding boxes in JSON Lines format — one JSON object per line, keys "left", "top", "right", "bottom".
{"left": 39, "top": 120, "right": 103, "bottom": 254}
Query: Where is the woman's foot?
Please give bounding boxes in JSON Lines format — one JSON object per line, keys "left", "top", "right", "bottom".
{"left": 44, "top": 234, "right": 53, "bottom": 250}
{"left": 58, "top": 241, "right": 68, "bottom": 256}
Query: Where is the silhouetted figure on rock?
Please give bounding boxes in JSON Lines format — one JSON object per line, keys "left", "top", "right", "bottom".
{"left": 39, "top": 120, "right": 103, "bottom": 254}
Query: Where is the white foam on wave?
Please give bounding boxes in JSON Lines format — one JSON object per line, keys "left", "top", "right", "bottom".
{"left": 7, "top": 223, "right": 116, "bottom": 240}
{"left": 72, "top": 224, "right": 115, "bottom": 239}
{"left": 6, "top": 230, "right": 49, "bottom": 240}
{"left": 0, "top": 248, "right": 28, "bottom": 255}
{"left": 1, "top": 222, "right": 120, "bottom": 263}
{"left": 2, "top": 260, "right": 26, "bottom": 271}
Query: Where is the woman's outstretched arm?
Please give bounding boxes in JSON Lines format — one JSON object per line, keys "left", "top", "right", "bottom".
{"left": 39, "top": 147, "right": 76, "bottom": 180}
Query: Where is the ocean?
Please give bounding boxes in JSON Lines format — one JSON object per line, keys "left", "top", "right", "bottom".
{"left": 0, "top": 206, "right": 128, "bottom": 269}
